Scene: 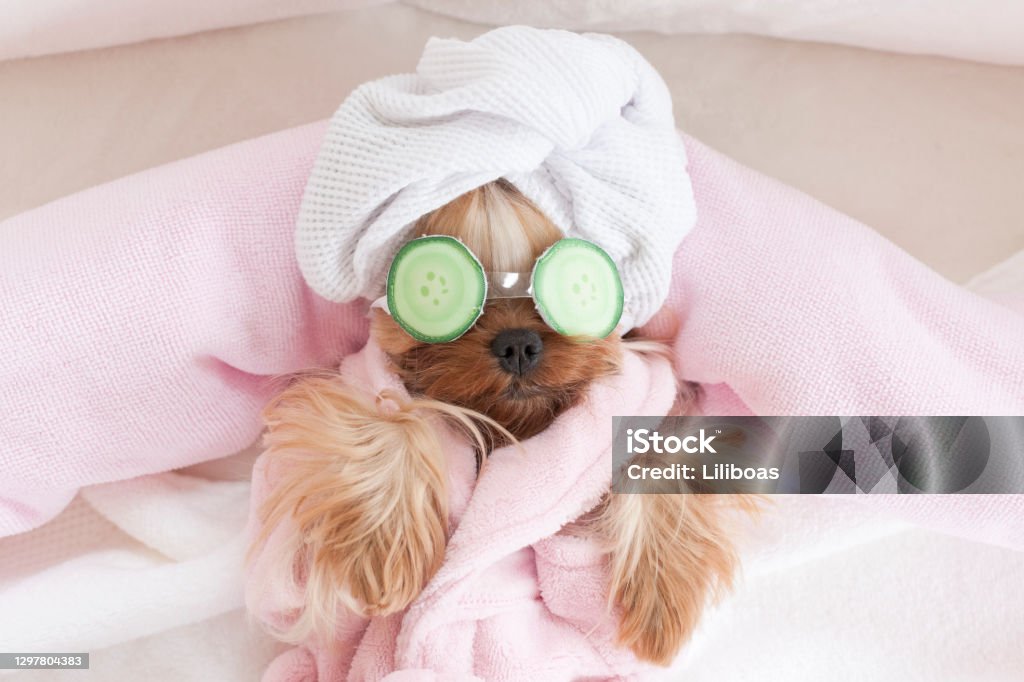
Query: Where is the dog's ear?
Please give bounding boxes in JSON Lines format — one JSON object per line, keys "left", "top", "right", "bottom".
{"left": 600, "top": 492, "right": 743, "bottom": 666}
{"left": 252, "top": 376, "right": 450, "bottom": 643}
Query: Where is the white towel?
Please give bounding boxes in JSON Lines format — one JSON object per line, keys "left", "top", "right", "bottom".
{"left": 295, "top": 26, "right": 695, "bottom": 331}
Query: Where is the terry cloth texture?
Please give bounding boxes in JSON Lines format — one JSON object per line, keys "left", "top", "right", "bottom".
{"left": 246, "top": 338, "right": 679, "bottom": 681}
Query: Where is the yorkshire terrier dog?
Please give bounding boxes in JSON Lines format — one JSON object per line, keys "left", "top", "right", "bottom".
{"left": 253, "top": 179, "right": 740, "bottom": 665}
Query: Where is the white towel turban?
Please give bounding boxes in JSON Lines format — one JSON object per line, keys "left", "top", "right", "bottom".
{"left": 296, "top": 26, "right": 696, "bottom": 332}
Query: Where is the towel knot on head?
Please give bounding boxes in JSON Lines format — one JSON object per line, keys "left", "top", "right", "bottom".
{"left": 295, "top": 26, "right": 697, "bottom": 331}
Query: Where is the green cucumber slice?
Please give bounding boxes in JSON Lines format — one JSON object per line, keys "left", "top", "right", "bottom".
{"left": 386, "top": 236, "right": 487, "bottom": 343}
{"left": 531, "top": 238, "right": 623, "bottom": 339}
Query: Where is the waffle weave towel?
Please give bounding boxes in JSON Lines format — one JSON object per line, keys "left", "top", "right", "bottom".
{"left": 295, "top": 26, "right": 695, "bottom": 332}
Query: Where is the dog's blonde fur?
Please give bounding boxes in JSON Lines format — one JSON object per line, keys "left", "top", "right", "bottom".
{"left": 253, "top": 380, "right": 509, "bottom": 645}
{"left": 251, "top": 180, "right": 742, "bottom": 664}
{"left": 418, "top": 179, "right": 561, "bottom": 273}
{"left": 595, "top": 488, "right": 740, "bottom": 664}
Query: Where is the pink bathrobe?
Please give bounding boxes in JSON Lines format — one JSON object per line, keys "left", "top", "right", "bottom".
{"left": 245, "top": 339, "right": 678, "bottom": 681}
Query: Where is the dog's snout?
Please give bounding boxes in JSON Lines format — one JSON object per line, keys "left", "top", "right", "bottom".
{"left": 491, "top": 329, "right": 543, "bottom": 376}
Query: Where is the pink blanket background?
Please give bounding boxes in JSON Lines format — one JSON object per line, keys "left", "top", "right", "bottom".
{"left": 0, "top": 123, "right": 368, "bottom": 536}
{"left": 2, "top": 120, "right": 1023, "bottom": 541}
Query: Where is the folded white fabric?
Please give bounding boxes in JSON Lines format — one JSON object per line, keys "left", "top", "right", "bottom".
{"left": 296, "top": 25, "right": 695, "bottom": 331}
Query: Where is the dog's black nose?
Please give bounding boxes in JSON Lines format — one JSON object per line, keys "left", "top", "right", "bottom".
{"left": 491, "top": 329, "right": 543, "bottom": 376}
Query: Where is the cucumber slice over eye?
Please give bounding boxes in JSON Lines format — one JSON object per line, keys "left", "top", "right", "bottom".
{"left": 386, "top": 236, "right": 487, "bottom": 343}
{"left": 531, "top": 238, "right": 624, "bottom": 339}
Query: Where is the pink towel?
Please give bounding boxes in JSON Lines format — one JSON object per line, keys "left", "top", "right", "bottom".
{"left": 658, "top": 139, "right": 1024, "bottom": 415}
{"left": 2, "top": 120, "right": 1022, "bottom": 544}
{"left": 245, "top": 339, "right": 679, "bottom": 680}
{"left": 0, "top": 122, "right": 367, "bottom": 537}
{"left": 659, "top": 141, "right": 1024, "bottom": 552}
